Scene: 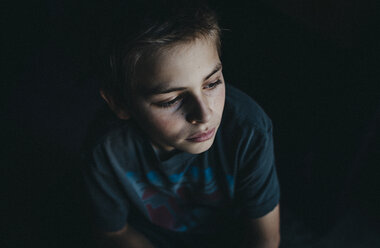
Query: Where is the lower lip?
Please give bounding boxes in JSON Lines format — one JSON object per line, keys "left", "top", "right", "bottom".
{"left": 186, "top": 128, "right": 216, "bottom": 142}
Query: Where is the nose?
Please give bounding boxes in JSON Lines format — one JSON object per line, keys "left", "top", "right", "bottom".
{"left": 186, "top": 95, "right": 212, "bottom": 124}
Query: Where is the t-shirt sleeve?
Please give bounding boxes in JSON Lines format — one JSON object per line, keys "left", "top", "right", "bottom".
{"left": 235, "top": 123, "right": 280, "bottom": 219}
{"left": 82, "top": 149, "right": 129, "bottom": 232}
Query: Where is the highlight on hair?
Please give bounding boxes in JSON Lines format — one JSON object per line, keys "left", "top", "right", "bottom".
{"left": 97, "top": 0, "right": 221, "bottom": 109}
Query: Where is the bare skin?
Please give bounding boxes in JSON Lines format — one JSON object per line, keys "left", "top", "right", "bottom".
{"left": 103, "top": 38, "right": 226, "bottom": 156}
{"left": 244, "top": 204, "right": 281, "bottom": 248}
{"left": 99, "top": 224, "right": 155, "bottom": 248}
{"left": 99, "top": 205, "right": 280, "bottom": 248}
{"left": 100, "top": 38, "right": 280, "bottom": 248}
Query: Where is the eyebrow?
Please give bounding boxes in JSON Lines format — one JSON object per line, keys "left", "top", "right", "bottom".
{"left": 204, "top": 62, "right": 222, "bottom": 81}
{"left": 144, "top": 62, "right": 222, "bottom": 96}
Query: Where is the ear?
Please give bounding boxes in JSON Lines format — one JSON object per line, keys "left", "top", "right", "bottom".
{"left": 100, "top": 90, "right": 131, "bottom": 120}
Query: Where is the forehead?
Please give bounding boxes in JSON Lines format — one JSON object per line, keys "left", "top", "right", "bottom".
{"left": 134, "top": 38, "right": 221, "bottom": 94}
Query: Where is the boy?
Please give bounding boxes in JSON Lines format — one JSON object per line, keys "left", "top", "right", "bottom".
{"left": 83, "top": 1, "right": 280, "bottom": 247}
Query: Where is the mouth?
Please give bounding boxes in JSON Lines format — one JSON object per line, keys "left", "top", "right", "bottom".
{"left": 186, "top": 128, "right": 216, "bottom": 142}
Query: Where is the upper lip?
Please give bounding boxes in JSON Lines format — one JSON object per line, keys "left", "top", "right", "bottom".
{"left": 187, "top": 128, "right": 215, "bottom": 140}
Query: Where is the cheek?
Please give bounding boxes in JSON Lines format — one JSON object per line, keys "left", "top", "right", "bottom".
{"left": 133, "top": 99, "right": 186, "bottom": 135}
{"left": 218, "top": 85, "right": 226, "bottom": 104}
{"left": 211, "top": 85, "right": 226, "bottom": 114}
{"left": 145, "top": 111, "right": 186, "bottom": 138}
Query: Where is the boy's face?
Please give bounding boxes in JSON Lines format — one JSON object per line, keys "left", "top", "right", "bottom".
{"left": 130, "top": 38, "right": 226, "bottom": 154}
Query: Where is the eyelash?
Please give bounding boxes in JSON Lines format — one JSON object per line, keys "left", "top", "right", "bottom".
{"left": 204, "top": 79, "right": 222, "bottom": 90}
{"left": 156, "top": 80, "right": 222, "bottom": 108}
{"left": 157, "top": 97, "right": 182, "bottom": 108}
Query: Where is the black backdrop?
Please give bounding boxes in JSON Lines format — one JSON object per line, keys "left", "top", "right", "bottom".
{"left": 3, "top": 0, "right": 379, "bottom": 247}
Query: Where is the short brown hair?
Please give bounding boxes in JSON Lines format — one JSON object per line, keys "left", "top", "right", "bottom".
{"left": 97, "top": 0, "right": 221, "bottom": 109}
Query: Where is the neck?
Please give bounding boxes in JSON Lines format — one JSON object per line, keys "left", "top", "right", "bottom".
{"left": 151, "top": 143, "right": 178, "bottom": 161}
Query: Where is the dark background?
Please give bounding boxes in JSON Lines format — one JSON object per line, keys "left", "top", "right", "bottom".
{"left": 2, "top": 0, "right": 379, "bottom": 247}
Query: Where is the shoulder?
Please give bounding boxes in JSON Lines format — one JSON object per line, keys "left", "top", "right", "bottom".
{"left": 82, "top": 107, "right": 146, "bottom": 171}
{"left": 222, "top": 84, "right": 273, "bottom": 134}
{"left": 214, "top": 84, "right": 274, "bottom": 164}
{"left": 92, "top": 122, "right": 136, "bottom": 153}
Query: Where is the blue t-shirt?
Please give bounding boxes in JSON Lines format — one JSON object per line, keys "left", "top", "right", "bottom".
{"left": 82, "top": 84, "right": 280, "bottom": 237}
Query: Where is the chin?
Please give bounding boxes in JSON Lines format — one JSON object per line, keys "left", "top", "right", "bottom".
{"left": 182, "top": 138, "right": 215, "bottom": 154}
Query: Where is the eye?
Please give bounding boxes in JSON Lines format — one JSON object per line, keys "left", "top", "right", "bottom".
{"left": 155, "top": 96, "right": 183, "bottom": 108}
{"left": 204, "top": 79, "right": 222, "bottom": 90}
